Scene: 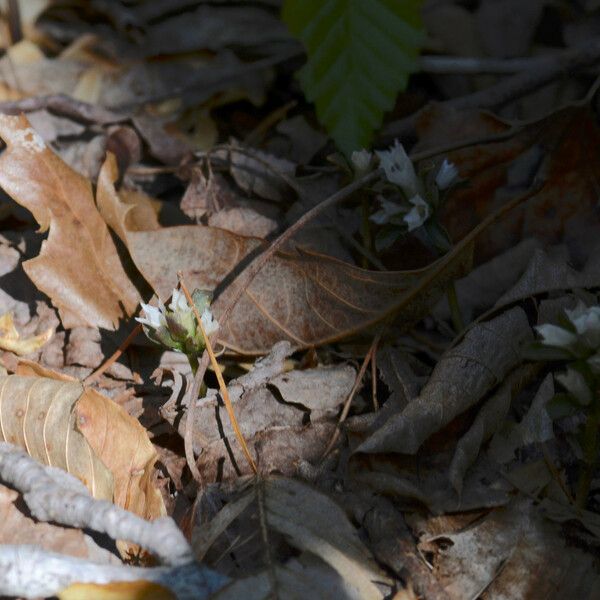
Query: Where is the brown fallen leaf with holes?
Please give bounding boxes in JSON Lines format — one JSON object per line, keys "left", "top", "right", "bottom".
{"left": 0, "top": 366, "right": 165, "bottom": 522}
{"left": 0, "top": 114, "right": 141, "bottom": 329}
{"left": 97, "top": 153, "right": 472, "bottom": 354}
{"left": 416, "top": 105, "right": 600, "bottom": 262}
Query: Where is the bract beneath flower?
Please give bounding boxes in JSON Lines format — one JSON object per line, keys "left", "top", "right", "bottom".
{"left": 403, "top": 194, "right": 430, "bottom": 231}
{"left": 535, "top": 323, "right": 577, "bottom": 349}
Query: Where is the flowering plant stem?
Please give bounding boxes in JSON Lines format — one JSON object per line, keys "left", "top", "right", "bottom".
{"left": 576, "top": 395, "right": 600, "bottom": 508}
{"left": 446, "top": 281, "right": 464, "bottom": 334}
{"left": 177, "top": 272, "right": 257, "bottom": 474}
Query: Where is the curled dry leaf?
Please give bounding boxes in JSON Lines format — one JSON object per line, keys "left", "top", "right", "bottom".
{"left": 0, "top": 373, "right": 165, "bottom": 521}
{"left": 448, "top": 364, "right": 542, "bottom": 494}
{"left": 212, "top": 557, "right": 369, "bottom": 600}
{"left": 0, "top": 312, "right": 53, "bottom": 356}
{"left": 357, "top": 307, "right": 532, "bottom": 455}
{"left": 0, "top": 114, "right": 141, "bottom": 329}
{"left": 97, "top": 154, "right": 472, "bottom": 354}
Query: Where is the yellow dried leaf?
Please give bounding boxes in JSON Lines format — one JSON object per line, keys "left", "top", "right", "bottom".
{"left": 59, "top": 580, "right": 176, "bottom": 600}
{"left": 0, "top": 313, "right": 53, "bottom": 356}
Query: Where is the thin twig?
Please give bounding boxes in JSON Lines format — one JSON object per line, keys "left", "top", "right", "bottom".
{"left": 183, "top": 351, "right": 209, "bottom": 487}
{"left": 371, "top": 341, "right": 379, "bottom": 411}
{"left": 322, "top": 332, "right": 382, "bottom": 458}
{"left": 383, "top": 38, "right": 600, "bottom": 142}
{"left": 84, "top": 324, "right": 142, "bottom": 386}
{"left": 215, "top": 168, "right": 383, "bottom": 329}
{"left": 178, "top": 272, "right": 257, "bottom": 474}
{"left": 419, "top": 54, "right": 563, "bottom": 75}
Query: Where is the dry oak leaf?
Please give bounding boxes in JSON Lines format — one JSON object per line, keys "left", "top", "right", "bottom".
{"left": 0, "top": 312, "right": 53, "bottom": 356}
{"left": 0, "top": 371, "right": 165, "bottom": 521}
{"left": 97, "top": 154, "right": 472, "bottom": 354}
{"left": 0, "top": 114, "right": 140, "bottom": 329}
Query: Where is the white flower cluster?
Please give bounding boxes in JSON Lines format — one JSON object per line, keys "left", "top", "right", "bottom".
{"left": 366, "top": 140, "right": 459, "bottom": 232}
{"left": 536, "top": 302, "right": 600, "bottom": 363}
{"left": 137, "top": 288, "right": 219, "bottom": 354}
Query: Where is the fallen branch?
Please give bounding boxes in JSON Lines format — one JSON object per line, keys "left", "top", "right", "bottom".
{"left": 0, "top": 545, "right": 227, "bottom": 600}
{"left": 0, "top": 443, "right": 193, "bottom": 567}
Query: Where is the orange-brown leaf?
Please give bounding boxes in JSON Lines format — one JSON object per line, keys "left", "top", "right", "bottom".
{"left": 0, "top": 114, "right": 141, "bottom": 329}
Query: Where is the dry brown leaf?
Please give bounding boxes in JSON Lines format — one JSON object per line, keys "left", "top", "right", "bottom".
{"left": 97, "top": 154, "right": 471, "bottom": 354}
{"left": 0, "top": 483, "right": 88, "bottom": 558}
{"left": 0, "top": 373, "right": 164, "bottom": 520}
{"left": 0, "top": 114, "right": 141, "bottom": 329}
{"left": 0, "top": 312, "right": 53, "bottom": 356}
{"left": 416, "top": 106, "right": 600, "bottom": 262}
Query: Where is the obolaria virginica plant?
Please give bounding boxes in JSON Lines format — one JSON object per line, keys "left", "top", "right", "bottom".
{"left": 530, "top": 301, "right": 600, "bottom": 507}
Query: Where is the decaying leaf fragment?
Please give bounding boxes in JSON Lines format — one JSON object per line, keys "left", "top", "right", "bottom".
{"left": 0, "top": 114, "right": 141, "bottom": 329}
{"left": 417, "top": 499, "right": 600, "bottom": 599}
{"left": 0, "top": 373, "right": 165, "bottom": 521}
{"left": 0, "top": 312, "right": 53, "bottom": 355}
{"left": 161, "top": 341, "right": 356, "bottom": 481}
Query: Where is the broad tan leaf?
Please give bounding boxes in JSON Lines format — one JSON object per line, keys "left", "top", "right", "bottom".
{"left": 0, "top": 114, "right": 141, "bottom": 329}
{"left": 97, "top": 154, "right": 472, "bottom": 354}
{"left": 0, "top": 373, "right": 165, "bottom": 520}
{"left": 0, "top": 374, "right": 113, "bottom": 500}
{"left": 0, "top": 312, "right": 53, "bottom": 356}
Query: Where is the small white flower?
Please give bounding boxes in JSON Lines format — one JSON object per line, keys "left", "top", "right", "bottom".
{"left": 403, "top": 194, "right": 430, "bottom": 232}
{"left": 370, "top": 198, "right": 401, "bottom": 225}
{"left": 435, "top": 159, "right": 459, "bottom": 190}
{"left": 136, "top": 303, "right": 165, "bottom": 329}
{"left": 588, "top": 352, "right": 600, "bottom": 373}
{"left": 535, "top": 323, "right": 577, "bottom": 349}
{"left": 351, "top": 149, "right": 372, "bottom": 172}
{"left": 556, "top": 367, "right": 593, "bottom": 405}
{"left": 566, "top": 303, "right": 600, "bottom": 348}
{"left": 169, "top": 288, "right": 189, "bottom": 313}
{"left": 376, "top": 140, "right": 420, "bottom": 197}
{"left": 201, "top": 308, "right": 219, "bottom": 336}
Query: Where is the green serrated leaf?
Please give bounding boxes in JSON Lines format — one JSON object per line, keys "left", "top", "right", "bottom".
{"left": 282, "top": 0, "right": 424, "bottom": 156}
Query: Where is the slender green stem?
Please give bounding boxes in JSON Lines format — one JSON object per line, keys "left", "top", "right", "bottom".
{"left": 360, "top": 195, "right": 372, "bottom": 268}
{"left": 576, "top": 399, "right": 600, "bottom": 509}
{"left": 446, "top": 281, "right": 464, "bottom": 334}
{"left": 186, "top": 353, "right": 199, "bottom": 376}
